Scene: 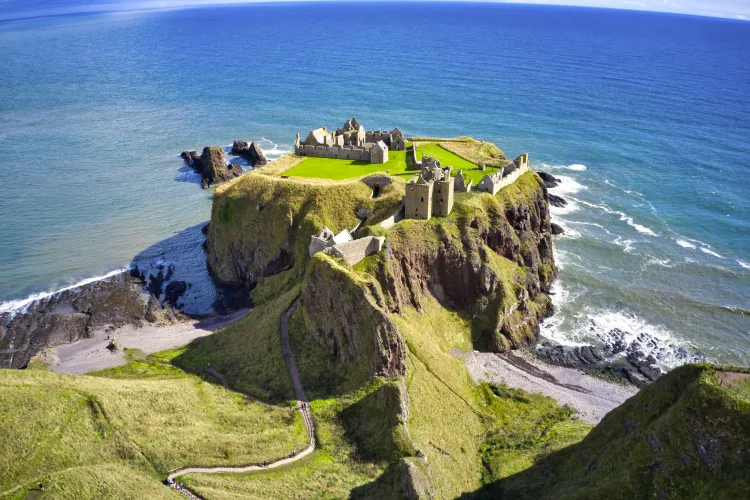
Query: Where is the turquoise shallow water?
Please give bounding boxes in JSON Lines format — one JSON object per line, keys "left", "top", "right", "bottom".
{"left": 0, "top": 2, "right": 748, "bottom": 365}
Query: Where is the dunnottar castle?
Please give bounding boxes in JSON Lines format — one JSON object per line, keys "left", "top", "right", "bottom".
{"left": 299, "top": 118, "right": 530, "bottom": 265}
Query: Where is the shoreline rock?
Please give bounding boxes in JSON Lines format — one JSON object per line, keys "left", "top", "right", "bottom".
{"left": 537, "top": 171, "right": 561, "bottom": 188}
{"left": 550, "top": 222, "right": 565, "bottom": 235}
{"left": 548, "top": 193, "right": 567, "bottom": 208}
{"left": 231, "top": 140, "right": 268, "bottom": 167}
{"left": 181, "top": 146, "right": 243, "bottom": 188}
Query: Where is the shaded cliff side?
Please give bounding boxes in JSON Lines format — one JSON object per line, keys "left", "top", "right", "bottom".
{"left": 370, "top": 172, "right": 556, "bottom": 352}
{"left": 205, "top": 173, "right": 404, "bottom": 290}
{"left": 469, "top": 363, "right": 750, "bottom": 499}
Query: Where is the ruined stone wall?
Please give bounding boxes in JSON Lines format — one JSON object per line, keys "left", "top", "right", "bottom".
{"left": 405, "top": 182, "right": 432, "bottom": 220}
{"left": 296, "top": 143, "right": 372, "bottom": 162}
{"left": 433, "top": 179, "right": 454, "bottom": 217}
{"left": 332, "top": 236, "right": 386, "bottom": 266}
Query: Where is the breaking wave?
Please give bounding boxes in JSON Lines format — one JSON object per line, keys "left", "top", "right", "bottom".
{"left": 738, "top": 260, "right": 750, "bottom": 270}
{"left": 575, "top": 199, "right": 658, "bottom": 236}
{"left": 675, "top": 239, "right": 696, "bottom": 249}
{"left": 699, "top": 247, "right": 723, "bottom": 258}
{"left": 0, "top": 268, "right": 129, "bottom": 315}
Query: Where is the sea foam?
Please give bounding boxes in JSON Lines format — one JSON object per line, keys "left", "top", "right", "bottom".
{"left": 676, "top": 239, "right": 696, "bottom": 249}
{"left": 0, "top": 268, "right": 129, "bottom": 315}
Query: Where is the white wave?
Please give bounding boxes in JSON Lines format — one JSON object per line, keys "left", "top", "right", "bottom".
{"left": 646, "top": 256, "right": 674, "bottom": 268}
{"left": 550, "top": 198, "right": 580, "bottom": 216}
{"left": 0, "top": 268, "right": 129, "bottom": 315}
{"left": 613, "top": 236, "right": 636, "bottom": 253}
{"left": 568, "top": 220, "right": 614, "bottom": 236}
{"left": 575, "top": 199, "right": 658, "bottom": 237}
{"left": 676, "top": 239, "right": 696, "bottom": 249}
{"left": 550, "top": 175, "right": 586, "bottom": 196}
{"left": 700, "top": 247, "right": 723, "bottom": 258}
{"left": 566, "top": 164, "right": 587, "bottom": 171}
{"left": 738, "top": 260, "right": 750, "bottom": 270}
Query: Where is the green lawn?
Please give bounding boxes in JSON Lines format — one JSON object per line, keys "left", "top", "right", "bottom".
{"left": 282, "top": 143, "right": 502, "bottom": 185}
{"left": 283, "top": 150, "right": 415, "bottom": 180}
{"left": 416, "top": 143, "right": 503, "bottom": 184}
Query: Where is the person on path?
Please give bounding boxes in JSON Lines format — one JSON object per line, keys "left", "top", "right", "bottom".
{"left": 38, "top": 483, "right": 44, "bottom": 492}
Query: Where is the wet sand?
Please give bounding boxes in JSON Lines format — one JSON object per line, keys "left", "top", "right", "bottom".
{"left": 456, "top": 348, "right": 638, "bottom": 424}
{"left": 48, "top": 309, "right": 249, "bottom": 375}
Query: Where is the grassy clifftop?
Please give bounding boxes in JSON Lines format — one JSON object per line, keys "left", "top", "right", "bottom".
{"left": 0, "top": 356, "right": 307, "bottom": 499}
{"left": 206, "top": 171, "right": 404, "bottom": 290}
{"left": 472, "top": 364, "right": 750, "bottom": 499}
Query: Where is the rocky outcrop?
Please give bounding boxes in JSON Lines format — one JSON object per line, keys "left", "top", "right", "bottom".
{"left": 0, "top": 265, "right": 194, "bottom": 369}
{"left": 550, "top": 222, "right": 565, "bottom": 235}
{"left": 372, "top": 173, "right": 556, "bottom": 352}
{"left": 537, "top": 171, "right": 560, "bottom": 188}
{"left": 181, "top": 146, "right": 243, "bottom": 188}
{"left": 205, "top": 173, "right": 403, "bottom": 289}
{"left": 536, "top": 343, "right": 605, "bottom": 368}
{"left": 231, "top": 140, "right": 267, "bottom": 167}
{"left": 301, "top": 253, "right": 405, "bottom": 379}
{"left": 0, "top": 272, "right": 148, "bottom": 369}
{"left": 548, "top": 193, "right": 567, "bottom": 208}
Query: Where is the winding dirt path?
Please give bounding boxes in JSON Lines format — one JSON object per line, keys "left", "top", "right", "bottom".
{"left": 165, "top": 302, "right": 315, "bottom": 498}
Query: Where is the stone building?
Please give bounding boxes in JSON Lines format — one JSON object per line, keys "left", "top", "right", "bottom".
{"left": 475, "top": 153, "right": 531, "bottom": 195}
{"left": 405, "top": 156, "right": 454, "bottom": 220}
{"left": 294, "top": 117, "right": 405, "bottom": 164}
{"left": 309, "top": 226, "right": 385, "bottom": 266}
{"left": 454, "top": 170, "right": 473, "bottom": 193}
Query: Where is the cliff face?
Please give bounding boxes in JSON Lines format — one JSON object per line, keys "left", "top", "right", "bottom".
{"left": 301, "top": 254, "right": 406, "bottom": 378}
{"left": 205, "top": 173, "right": 403, "bottom": 289}
{"left": 373, "top": 172, "right": 555, "bottom": 351}
{"left": 473, "top": 364, "right": 750, "bottom": 499}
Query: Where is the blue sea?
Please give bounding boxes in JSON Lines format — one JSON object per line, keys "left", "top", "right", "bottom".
{"left": 0, "top": 2, "right": 748, "bottom": 367}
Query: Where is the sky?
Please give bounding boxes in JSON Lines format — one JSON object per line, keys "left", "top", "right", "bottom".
{"left": 0, "top": 0, "right": 748, "bottom": 22}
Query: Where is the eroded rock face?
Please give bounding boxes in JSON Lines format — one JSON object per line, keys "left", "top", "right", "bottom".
{"left": 0, "top": 273, "right": 148, "bottom": 369}
{"left": 231, "top": 140, "right": 268, "bottom": 167}
{"left": 181, "top": 146, "right": 243, "bottom": 188}
{"left": 374, "top": 174, "right": 556, "bottom": 352}
{"left": 537, "top": 171, "right": 560, "bottom": 188}
{"left": 301, "top": 254, "right": 406, "bottom": 379}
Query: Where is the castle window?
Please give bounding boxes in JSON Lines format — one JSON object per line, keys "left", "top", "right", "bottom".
{"left": 441, "top": 198, "right": 444, "bottom": 203}
{"left": 420, "top": 197, "right": 424, "bottom": 203}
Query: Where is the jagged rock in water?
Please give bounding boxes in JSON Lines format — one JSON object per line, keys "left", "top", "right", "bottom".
{"left": 199, "top": 146, "right": 243, "bottom": 188}
{"left": 537, "top": 343, "right": 605, "bottom": 367}
{"left": 551, "top": 222, "right": 565, "bottom": 235}
{"left": 163, "top": 281, "right": 187, "bottom": 308}
{"left": 0, "top": 273, "right": 148, "bottom": 369}
{"left": 537, "top": 171, "right": 560, "bottom": 188}
{"left": 231, "top": 140, "right": 268, "bottom": 166}
{"left": 548, "top": 193, "right": 567, "bottom": 208}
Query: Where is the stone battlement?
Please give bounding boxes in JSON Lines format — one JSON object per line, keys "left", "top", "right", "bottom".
{"left": 294, "top": 117, "right": 404, "bottom": 164}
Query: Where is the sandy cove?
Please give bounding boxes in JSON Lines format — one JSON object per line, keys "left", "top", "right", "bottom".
{"left": 456, "top": 348, "right": 638, "bottom": 424}
{"left": 47, "top": 309, "right": 249, "bottom": 375}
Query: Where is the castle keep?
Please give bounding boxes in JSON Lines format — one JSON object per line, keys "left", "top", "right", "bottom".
{"left": 405, "top": 155, "right": 454, "bottom": 220}
{"left": 404, "top": 145, "right": 530, "bottom": 221}
{"left": 294, "top": 117, "right": 405, "bottom": 164}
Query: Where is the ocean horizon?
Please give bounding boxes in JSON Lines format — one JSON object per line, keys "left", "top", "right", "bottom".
{"left": 0, "top": 1, "right": 748, "bottom": 367}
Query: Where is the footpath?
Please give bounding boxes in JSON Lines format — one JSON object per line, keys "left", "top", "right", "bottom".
{"left": 166, "top": 303, "right": 314, "bottom": 499}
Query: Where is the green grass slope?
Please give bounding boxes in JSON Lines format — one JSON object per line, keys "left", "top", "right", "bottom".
{"left": 471, "top": 364, "right": 750, "bottom": 500}
{"left": 0, "top": 356, "right": 307, "bottom": 500}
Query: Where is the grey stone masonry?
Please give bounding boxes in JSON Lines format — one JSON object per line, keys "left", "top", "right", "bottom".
{"left": 294, "top": 117, "right": 405, "bottom": 164}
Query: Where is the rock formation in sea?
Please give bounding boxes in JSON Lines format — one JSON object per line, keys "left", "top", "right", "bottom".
{"left": 231, "top": 140, "right": 268, "bottom": 167}
{"left": 180, "top": 146, "right": 244, "bottom": 188}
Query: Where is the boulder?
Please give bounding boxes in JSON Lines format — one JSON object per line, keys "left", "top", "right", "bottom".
{"left": 548, "top": 194, "right": 567, "bottom": 208}
{"left": 551, "top": 223, "right": 565, "bottom": 235}
{"left": 537, "top": 171, "right": 560, "bottom": 188}
{"left": 107, "top": 337, "right": 123, "bottom": 351}
{"left": 198, "top": 146, "right": 243, "bottom": 188}
{"left": 231, "top": 140, "right": 268, "bottom": 167}
{"left": 537, "top": 343, "right": 605, "bottom": 368}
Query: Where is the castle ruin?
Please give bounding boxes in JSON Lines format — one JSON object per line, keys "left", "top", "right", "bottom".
{"left": 294, "top": 117, "right": 405, "bottom": 164}
{"left": 405, "top": 155, "right": 455, "bottom": 220}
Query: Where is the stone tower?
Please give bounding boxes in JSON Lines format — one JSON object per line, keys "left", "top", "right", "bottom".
{"left": 433, "top": 173, "right": 454, "bottom": 217}
{"left": 405, "top": 175, "right": 432, "bottom": 220}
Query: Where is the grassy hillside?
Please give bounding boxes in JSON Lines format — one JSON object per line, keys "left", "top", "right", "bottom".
{"left": 283, "top": 150, "right": 413, "bottom": 180}
{"left": 0, "top": 355, "right": 307, "bottom": 500}
{"left": 472, "top": 364, "right": 750, "bottom": 499}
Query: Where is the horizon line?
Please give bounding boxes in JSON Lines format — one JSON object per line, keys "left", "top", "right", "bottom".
{"left": 0, "top": 1, "right": 747, "bottom": 25}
